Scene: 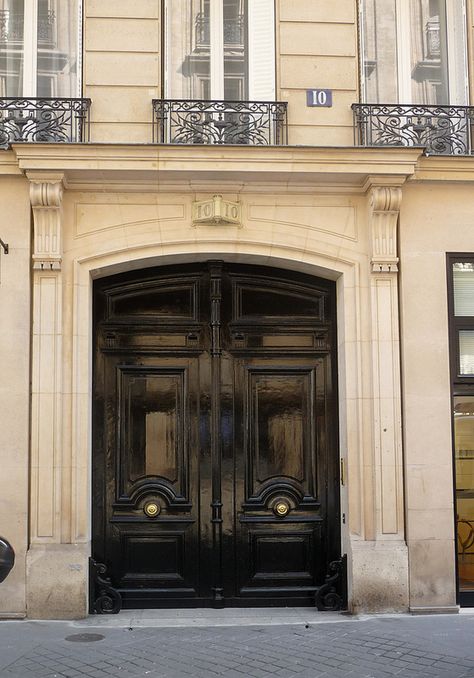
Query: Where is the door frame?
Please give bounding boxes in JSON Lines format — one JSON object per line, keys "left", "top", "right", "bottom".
{"left": 90, "top": 260, "right": 344, "bottom": 611}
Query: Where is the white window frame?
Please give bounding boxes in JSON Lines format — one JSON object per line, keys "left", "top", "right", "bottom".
{"left": 164, "top": 0, "right": 275, "bottom": 101}
{"left": 10, "top": 0, "right": 82, "bottom": 97}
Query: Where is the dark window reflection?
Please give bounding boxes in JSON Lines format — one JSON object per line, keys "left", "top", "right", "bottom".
{"left": 254, "top": 375, "right": 306, "bottom": 481}
{"left": 125, "top": 374, "right": 180, "bottom": 484}
{"left": 112, "top": 286, "right": 194, "bottom": 318}
{"left": 241, "top": 287, "right": 321, "bottom": 318}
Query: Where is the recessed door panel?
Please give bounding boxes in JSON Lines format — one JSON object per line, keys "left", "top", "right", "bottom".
{"left": 251, "top": 369, "right": 311, "bottom": 488}
{"left": 118, "top": 368, "right": 186, "bottom": 496}
{"left": 92, "top": 262, "right": 339, "bottom": 609}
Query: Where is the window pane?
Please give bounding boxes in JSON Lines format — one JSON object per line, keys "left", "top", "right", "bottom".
{"left": 361, "top": 0, "right": 467, "bottom": 105}
{"left": 0, "top": 0, "right": 24, "bottom": 97}
{"left": 459, "top": 331, "right": 474, "bottom": 375}
{"left": 125, "top": 373, "right": 180, "bottom": 486}
{"left": 223, "top": 0, "right": 247, "bottom": 99}
{"left": 454, "top": 263, "right": 474, "bottom": 316}
{"left": 361, "top": 0, "right": 398, "bottom": 103}
{"left": 167, "top": 0, "right": 210, "bottom": 99}
{"left": 410, "top": 0, "right": 449, "bottom": 104}
{"left": 37, "top": 0, "right": 78, "bottom": 97}
{"left": 454, "top": 397, "right": 474, "bottom": 592}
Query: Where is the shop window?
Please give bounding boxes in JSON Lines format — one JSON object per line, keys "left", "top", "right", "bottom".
{"left": 449, "top": 257, "right": 474, "bottom": 606}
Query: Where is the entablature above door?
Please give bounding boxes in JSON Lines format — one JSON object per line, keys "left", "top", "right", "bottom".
{"left": 9, "top": 143, "right": 422, "bottom": 194}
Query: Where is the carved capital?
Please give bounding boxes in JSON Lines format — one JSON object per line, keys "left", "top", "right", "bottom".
{"left": 369, "top": 186, "right": 402, "bottom": 274}
{"left": 29, "top": 175, "right": 64, "bottom": 270}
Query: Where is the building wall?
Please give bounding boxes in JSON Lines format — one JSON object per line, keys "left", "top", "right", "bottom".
{"left": 83, "top": 0, "right": 358, "bottom": 146}
{"left": 278, "top": 0, "right": 358, "bottom": 145}
{"left": 0, "top": 0, "right": 473, "bottom": 619}
{"left": 84, "top": 0, "right": 161, "bottom": 143}
{"left": 0, "top": 173, "right": 31, "bottom": 618}
{"left": 14, "top": 141, "right": 418, "bottom": 617}
{"left": 399, "top": 179, "right": 474, "bottom": 611}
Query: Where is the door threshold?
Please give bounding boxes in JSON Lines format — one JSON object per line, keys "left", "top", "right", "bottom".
{"left": 77, "top": 607, "right": 351, "bottom": 629}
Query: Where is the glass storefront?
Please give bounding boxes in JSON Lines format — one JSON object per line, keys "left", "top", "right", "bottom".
{"left": 450, "top": 259, "right": 474, "bottom": 605}
{"left": 454, "top": 397, "right": 474, "bottom": 600}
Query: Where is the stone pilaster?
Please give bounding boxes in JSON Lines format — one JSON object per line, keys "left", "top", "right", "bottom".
{"left": 350, "top": 183, "right": 409, "bottom": 612}
{"left": 27, "top": 174, "right": 87, "bottom": 619}
{"left": 29, "top": 175, "right": 64, "bottom": 544}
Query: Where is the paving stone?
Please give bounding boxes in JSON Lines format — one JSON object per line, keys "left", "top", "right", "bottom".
{"left": 5, "top": 615, "right": 474, "bottom": 678}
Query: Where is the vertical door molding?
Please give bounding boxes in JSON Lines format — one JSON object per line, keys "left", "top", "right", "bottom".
{"left": 347, "top": 181, "right": 409, "bottom": 611}
{"left": 28, "top": 173, "right": 65, "bottom": 544}
{"left": 368, "top": 183, "right": 405, "bottom": 540}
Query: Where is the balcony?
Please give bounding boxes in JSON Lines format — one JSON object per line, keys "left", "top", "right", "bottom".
{"left": 152, "top": 100, "right": 288, "bottom": 146}
{"left": 352, "top": 103, "right": 474, "bottom": 155}
{"left": 0, "top": 98, "right": 91, "bottom": 148}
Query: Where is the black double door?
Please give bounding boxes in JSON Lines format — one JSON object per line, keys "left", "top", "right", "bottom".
{"left": 92, "top": 262, "right": 339, "bottom": 608}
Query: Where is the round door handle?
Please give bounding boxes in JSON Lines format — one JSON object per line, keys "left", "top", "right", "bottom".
{"left": 144, "top": 502, "right": 160, "bottom": 518}
{"left": 273, "top": 500, "right": 290, "bottom": 517}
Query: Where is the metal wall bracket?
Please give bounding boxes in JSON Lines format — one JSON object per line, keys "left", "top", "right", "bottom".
{"left": 0, "top": 238, "right": 8, "bottom": 254}
{"left": 315, "top": 554, "right": 347, "bottom": 611}
{"left": 89, "top": 558, "right": 122, "bottom": 614}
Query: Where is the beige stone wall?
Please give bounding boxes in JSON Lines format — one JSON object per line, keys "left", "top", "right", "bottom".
{"left": 84, "top": 0, "right": 161, "bottom": 143}
{"left": 83, "top": 1, "right": 359, "bottom": 146}
{"left": 0, "top": 173, "right": 31, "bottom": 617}
{"left": 278, "top": 0, "right": 359, "bottom": 146}
{"left": 399, "top": 180, "right": 474, "bottom": 611}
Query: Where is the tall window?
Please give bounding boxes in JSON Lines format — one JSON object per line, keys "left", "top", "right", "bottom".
{"left": 0, "top": 0, "right": 81, "bottom": 97}
{"left": 448, "top": 257, "right": 474, "bottom": 606}
{"left": 360, "top": 0, "right": 468, "bottom": 104}
{"left": 164, "top": 0, "right": 275, "bottom": 101}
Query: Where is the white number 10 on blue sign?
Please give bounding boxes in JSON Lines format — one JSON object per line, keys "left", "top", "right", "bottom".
{"left": 306, "top": 89, "right": 332, "bottom": 107}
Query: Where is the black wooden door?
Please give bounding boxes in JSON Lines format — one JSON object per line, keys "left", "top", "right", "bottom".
{"left": 92, "top": 262, "right": 339, "bottom": 609}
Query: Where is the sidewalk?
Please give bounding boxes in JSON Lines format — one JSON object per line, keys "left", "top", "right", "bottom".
{"left": 2, "top": 609, "right": 474, "bottom": 677}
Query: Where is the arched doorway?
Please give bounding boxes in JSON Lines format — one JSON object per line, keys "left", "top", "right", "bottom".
{"left": 91, "top": 261, "right": 341, "bottom": 609}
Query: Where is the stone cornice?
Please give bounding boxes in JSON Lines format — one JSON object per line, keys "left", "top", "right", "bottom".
{"left": 4, "top": 144, "right": 474, "bottom": 189}
{"left": 411, "top": 155, "right": 474, "bottom": 182}
{"left": 5, "top": 144, "right": 422, "bottom": 190}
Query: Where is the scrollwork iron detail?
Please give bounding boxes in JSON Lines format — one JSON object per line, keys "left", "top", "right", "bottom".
{"left": 315, "top": 555, "right": 347, "bottom": 612}
{"left": 352, "top": 103, "right": 473, "bottom": 156}
{"left": 0, "top": 97, "right": 91, "bottom": 148}
{"left": 153, "top": 99, "right": 288, "bottom": 146}
{"left": 89, "top": 558, "right": 122, "bottom": 615}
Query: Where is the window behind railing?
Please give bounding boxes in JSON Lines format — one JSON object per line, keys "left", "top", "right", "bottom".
{"left": 164, "top": 0, "right": 275, "bottom": 102}
{"left": 359, "top": 0, "right": 468, "bottom": 106}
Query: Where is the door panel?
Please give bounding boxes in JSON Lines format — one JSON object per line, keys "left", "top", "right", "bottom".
{"left": 92, "top": 262, "right": 339, "bottom": 609}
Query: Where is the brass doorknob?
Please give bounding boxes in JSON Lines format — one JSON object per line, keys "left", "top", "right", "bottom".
{"left": 144, "top": 502, "right": 160, "bottom": 518}
{"left": 274, "top": 500, "right": 290, "bottom": 517}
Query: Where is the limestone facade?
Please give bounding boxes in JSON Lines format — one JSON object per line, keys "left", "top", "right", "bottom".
{"left": 0, "top": 0, "right": 472, "bottom": 618}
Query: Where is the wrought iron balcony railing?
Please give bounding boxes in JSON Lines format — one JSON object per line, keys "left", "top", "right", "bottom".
{"left": 152, "top": 99, "right": 288, "bottom": 146}
{"left": 352, "top": 103, "right": 474, "bottom": 155}
{"left": 0, "top": 98, "right": 91, "bottom": 148}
